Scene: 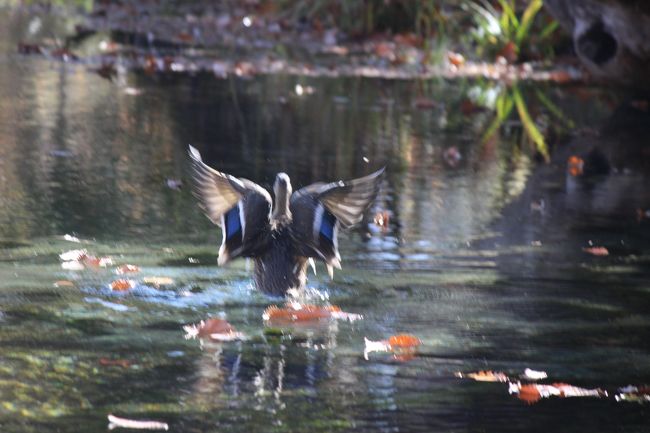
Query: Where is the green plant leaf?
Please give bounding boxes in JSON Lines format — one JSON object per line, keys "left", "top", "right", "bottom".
{"left": 516, "top": 0, "right": 544, "bottom": 46}
{"left": 513, "top": 85, "right": 549, "bottom": 162}
{"left": 539, "top": 20, "right": 559, "bottom": 40}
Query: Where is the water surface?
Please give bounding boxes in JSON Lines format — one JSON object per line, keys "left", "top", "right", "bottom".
{"left": 1, "top": 8, "right": 650, "bottom": 433}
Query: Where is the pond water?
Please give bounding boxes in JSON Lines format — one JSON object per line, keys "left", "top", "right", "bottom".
{"left": 1, "top": 8, "right": 650, "bottom": 433}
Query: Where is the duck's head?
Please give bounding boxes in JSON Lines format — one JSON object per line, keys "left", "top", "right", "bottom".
{"left": 274, "top": 172, "right": 292, "bottom": 197}
{"left": 273, "top": 173, "right": 292, "bottom": 220}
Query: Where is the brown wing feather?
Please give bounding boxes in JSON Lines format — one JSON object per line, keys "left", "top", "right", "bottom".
{"left": 289, "top": 167, "right": 384, "bottom": 269}
{"left": 188, "top": 146, "right": 272, "bottom": 264}
{"left": 319, "top": 168, "right": 385, "bottom": 228}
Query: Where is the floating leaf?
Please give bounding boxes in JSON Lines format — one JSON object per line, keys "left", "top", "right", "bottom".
{"left": 116, "top": 264, "right": 140, "bottom": 274}
{"left": 183, "top": 318, "right": 246, "bottom": 341}
{"left": 456, "top": 370, "right": 509, "bottom": 382}
{"left": 53, "top": 280, "right": 75, "bottom": 288}
{"left": 143, "top": 277, "right": 174, "bottom": 287}
{"left": 568, "top": 155, "right": 584, "bottom": 176}
{"left": 60, "top": 249, "right": 87, "bottom": 262}
{"left": 387, "top": 334, "right": 421, "bottom": 349}
{"left": 110, "top": 279, "right": 135, "bottom": 292}
{"left": 365, "top": 334, "right": 420, "bottom": 360}
{"left": 583, "top": 246, "right": 609, "bottom": 256}
{"left": 107, "top": 414, "right": 168, "bottom": 431}
{"left": 263, "top": 304, "right": 338, "bottom": 323}
{"left": 509, "top": 382, "right": 606, "bottom": 404}
{"left": 522, "top": 368, "right": 548, "bottom": 381}
{"left": 99, "top": 358, "right": 131, "bottom": 368}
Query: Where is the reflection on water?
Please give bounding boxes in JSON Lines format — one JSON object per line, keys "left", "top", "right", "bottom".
{"left": 1, "top": 8, "right": 650, "bottom": 433}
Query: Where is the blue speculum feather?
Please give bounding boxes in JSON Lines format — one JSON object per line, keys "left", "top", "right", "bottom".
{"left": 320, "top": 210, "right": 337, "bottom": 241}
{"left": 225, "top": 206, "right": 242, "bottom": 239}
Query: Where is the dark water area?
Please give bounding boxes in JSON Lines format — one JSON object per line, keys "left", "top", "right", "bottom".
{"left": 1, "top": 8, "right": 650, "bottom": 433}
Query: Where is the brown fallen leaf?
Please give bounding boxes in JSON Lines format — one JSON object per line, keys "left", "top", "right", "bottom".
{"left": 54, "top": 280, "right": 75, "bottom": 288}
{"left": 183, "top": 318, "right": 246, "bottom": 341}
{"left": 456, "top": 370, "right": 509, "bottom": 382}
{"left": 263, "top": 304, "right": 339, "bottom": 323}
{"left": 99, "top": 358, "right": 131, "bottom": 368}
{"left": 568, "top": 155, "right": 584, "bottom": 177}
{"left": 364, "top": 334, "right": 421, "bottom": 360}
{"left": 111, "top": 279, "right": 135, "bottom": 291}
{"left": 143, "top": 277, "right": 174, "bottom": 287}
{"left": 509, "top": 382, "right": 606, "bottom": 404}
{"left": 116, "top": 264, "right": 141, "bottom": 274}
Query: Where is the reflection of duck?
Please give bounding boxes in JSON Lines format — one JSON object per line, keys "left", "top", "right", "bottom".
{"left": 189, "top": 146, "right": 384, "bottom": 296}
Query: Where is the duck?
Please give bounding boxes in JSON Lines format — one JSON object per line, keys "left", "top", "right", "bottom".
{"left": 188, "top": 146, "right": 384, "bottom": 296}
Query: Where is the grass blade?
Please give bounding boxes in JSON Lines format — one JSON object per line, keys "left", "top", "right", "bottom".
{"left": 513, "top": 85, "right": 549, "bottom": 162}
{"left": 516, "top": 0, "right": 544, "bottom": 46}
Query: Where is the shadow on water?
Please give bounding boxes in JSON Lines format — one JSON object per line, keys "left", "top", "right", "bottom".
{"left": 1, "top": 8, "right": 650, "bottom": 433}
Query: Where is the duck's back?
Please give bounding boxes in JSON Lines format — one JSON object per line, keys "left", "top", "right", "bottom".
{"left": 253, "top": 226, "right": 307, "bottom": 296}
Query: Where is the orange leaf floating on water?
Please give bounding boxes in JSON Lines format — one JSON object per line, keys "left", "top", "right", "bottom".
{"left": 99, "top": 358, "right": 131, "bottom": 368}
{"left": 515, "top": 383, "right": 543, "bottom": 404}
{"left": 116, "top": 264, "right": 141, "bottom": 274}
{"left": 183, "top": 318, "right": 246, "bottom": 341}
{"left": 509, "top": 382, "right": 605, "bottom": 404}
{"left": 583, "top": 246, "right": 609, "bottom": 256}
{"left": 457, "top": 370, "right": 509, "bottom": 383}
{"left": 111, "top": 279, "right": 135, "bottom": 291}
{"left": 387, "top": 334, "right": 421, "bottom": 349}
{"left": 568, "top": 155, "right": 584, "bottom": 177}
{"left": 195, "top": 318, "right": 234, "bottom": 337}
{"left": 364, "top": 334, "right": 421, "bottom": 360}
{"left": 263, "top": 304, "right": 338, "bottom": 323}
{"left": 53, "top": 280, "right": 75, "bottom": 288}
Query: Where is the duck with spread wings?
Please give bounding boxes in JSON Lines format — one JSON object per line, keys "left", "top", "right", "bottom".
{"left": 188, "top": 146, "right": 384, "bottom": 296}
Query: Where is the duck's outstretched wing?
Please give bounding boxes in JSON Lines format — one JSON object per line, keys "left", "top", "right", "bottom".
{"left": 189, "top": 146, "right": 272, "bottom": 265}
{"left": 289, "top": 168, "right": 384, "bottom": 277}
